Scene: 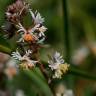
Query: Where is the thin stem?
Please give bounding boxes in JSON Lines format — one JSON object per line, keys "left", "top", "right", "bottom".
{"left": 0, "top": 45, "right": 12, "bottom": 54}
{"left": 62, "top": 0, "right": 73, "bottom": 88}
{"left": 69, "top": 66, "right": 96, "bottom": 80}
{"left": 62, "top": 0, "right": 70, "bottom": 62}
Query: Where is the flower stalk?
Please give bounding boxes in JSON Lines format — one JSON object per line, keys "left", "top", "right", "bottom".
{"left": 62, "top": 0, "right": 70, "bottom": 62}
{"left": 69, "top": 66, "right": 96, "bottom": 80}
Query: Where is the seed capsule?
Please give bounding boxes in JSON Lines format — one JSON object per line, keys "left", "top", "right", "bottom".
{"left": 6, "top": 0, "right": 28, "bottom": 23}
{"left": 23, "top": 33, "right": 35, "bottom": 42}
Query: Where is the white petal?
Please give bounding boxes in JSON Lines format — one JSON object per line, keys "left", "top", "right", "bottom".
{"left": 29, "top": 9, "right": 36, "bottom": 20}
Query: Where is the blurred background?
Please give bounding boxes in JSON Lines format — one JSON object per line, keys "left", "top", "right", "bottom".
{"left": 0, "top": 0, "right": 96, "bottom": 96}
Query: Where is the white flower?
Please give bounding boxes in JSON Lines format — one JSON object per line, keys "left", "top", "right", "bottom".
{"left": 34, "top": 24, "right": 47, "bottom": 32}
{"left": 53, "top": 51, "right": 64, "bottom": 64}
{"left": 16, "top": 23, "right": 27, "bottom": 42}
{"left": 53, "top": 63, "right": 70, "bottom": 79}
{"left": 16, "top": 23, "right": 26, "bottom": 33}
{"left": 16, "top": 90, "right": 25, "bottom": 96}
{"left": 38, "top": 25, "right": 47, "bottom": 33}
{"left": 12, "top": 50, "right": 38, "bottom": 69}
{"left": 48, "top": 51, "right": 64, "bottom": 70}
{"left": 29, "top": 9, "right": 44, "bottom": 24}
{"left": 11, "top": 50, "right": 31, "bottom": 61}
{"left": 16, "top": 11, "right": 47, "bottom": 43}
{"left": 48, "top": 60, "right": 60, "bottom": 70}
{"left": 48, "top": 51, "right": 69, "bottom": 79}
{"left": 12, "top": 50, "right": 22, "bottom": 60}
{"left": 33, "top": 24, "right": 47, "bottom": 38}
{"left": 25, "top": 50, "right": 32, "bottom": 56}
{"left": 37, "top": 25, "right": 47, "bottom": 37}
{"left": 26, "top": 24, "right": 47, "bottom": 43}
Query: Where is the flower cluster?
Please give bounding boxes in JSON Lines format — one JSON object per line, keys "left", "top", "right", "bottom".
{"left": 12, "top": 50, "right": 38, "bottom": 69}
{"left": 48, "top": 52, "right": 70, "bottom": 78}
{"left": 2, "top": 0, "right": 70, "bottom": 80}
{"left": 6, "top": 0, "right": 28, "bottom": 23}
{"left": 5, "top": 0, "right": 47, "bottom": 44}
{"left": 16, "top": 10, "right": 47, "bottom": 43}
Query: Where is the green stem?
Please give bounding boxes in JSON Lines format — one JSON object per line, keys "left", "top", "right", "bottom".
{"left": 69, "top": 66, "right": 96, "bottom": 80}
{"left": 62, "top": 0, "right": 70, "bottom": 61}
{"left": 23, "top": 70, "right": 53, "bottom": 96}
{"left": 62, "top": 0, "right": 73, "bottom": 88}
{"left": 0, "top": 45, "right": 12, "bottom": 54}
